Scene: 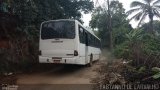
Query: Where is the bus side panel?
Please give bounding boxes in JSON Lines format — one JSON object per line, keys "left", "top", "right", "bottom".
{"left": 93, "top": 48, "right": 101, "bottom": 61}
{"left": 88, "top": 47, "right": 101, "bottom": 62}
{"left": 86, "top": 46, "right": 91, "bottom": 64}
{"left": 77, "top": 43, "right": 86, "bottom": 65}
{"left": 75, "top": 22, "right": 86, "bottom": 65}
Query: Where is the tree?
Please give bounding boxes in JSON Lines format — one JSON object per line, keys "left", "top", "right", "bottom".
{"left": 0, "top": 0, "right": 94, "bottom": 41}
{"left": 127, "top": 0, "right": 160, "bottom": 34}
{"left": 0, "top": 0, "right": 94, "bottom": 73}
{"left": 107, "top": 0, "right": 113, "bottom": 50}
{"left": 140, "top": 20, "right": 160, "bottom": 34}
{"left": 90, "top": 0, "right": 131, "bottom": 48}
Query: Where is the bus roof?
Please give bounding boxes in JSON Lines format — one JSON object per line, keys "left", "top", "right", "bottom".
{"left": 42, "top": 19, "right": 75, "bottom": 23}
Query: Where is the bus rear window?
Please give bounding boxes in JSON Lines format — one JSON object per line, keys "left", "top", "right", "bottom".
{"left": 41, "top": 21, "right": 75, "bottom": 39}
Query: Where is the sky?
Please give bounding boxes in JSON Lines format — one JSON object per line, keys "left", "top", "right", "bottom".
{"left": 82, "top": 0, "right": 150, "bottom": 28}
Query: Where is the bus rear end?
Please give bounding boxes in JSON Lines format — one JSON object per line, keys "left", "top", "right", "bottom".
{"left": 39, "top": 20, "right": 79, "bottom": 64}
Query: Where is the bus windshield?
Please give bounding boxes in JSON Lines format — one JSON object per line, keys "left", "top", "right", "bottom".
{"left": 41, "top": 21, "right": 75, "bottom": 39}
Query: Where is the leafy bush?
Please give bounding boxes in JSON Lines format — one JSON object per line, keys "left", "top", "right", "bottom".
{"left": 114, "top": 30, "right": 143, "bottom": 60}
{"left": 113, "top": 42, "right": 131, "bottom": 59}
{"left": 0, "top": 49, "right": 16, "bottom": 74}
{"left": 114, "top": 30, "right": 160, "bottom": 68}
{"left": 152, "top": 67, "right": 160, "bottom": 79}
{"left": 0, "top": 39, "right": 38, "bottom": 74}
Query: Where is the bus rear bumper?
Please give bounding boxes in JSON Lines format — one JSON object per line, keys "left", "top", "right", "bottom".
{"left": 39, "top": 56, "right": 86, "bottom": 65}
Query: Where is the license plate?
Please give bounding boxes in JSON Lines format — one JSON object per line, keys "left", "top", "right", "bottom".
{"left": 53, "top": 60, "right": 60, "bottom": 63}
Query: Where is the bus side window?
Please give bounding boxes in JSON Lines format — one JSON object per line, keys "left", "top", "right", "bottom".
{"left": 84, "top": 31, "right": 88, "bottom": 46}
{"left": 79, "top": 26, "right": 85, "bottom": 44}
{"left": 88, "top": 33, "right": 91, "bottom": 46}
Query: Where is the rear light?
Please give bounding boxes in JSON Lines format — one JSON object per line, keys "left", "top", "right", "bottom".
{"left": 38, "top": 50, "right": 42, "bottom": 55}
{"left": 74, "top": 50, "right": 78, "bottom": 56}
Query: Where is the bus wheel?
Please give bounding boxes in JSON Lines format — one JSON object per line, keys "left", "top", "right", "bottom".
{"left": 88, "top": 54, "right": 93, "bottom": 67}
{"left": 98, "top": 54, "right": 101, "bottom": 61}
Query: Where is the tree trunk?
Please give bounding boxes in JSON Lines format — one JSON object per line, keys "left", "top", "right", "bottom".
{"left": 149, "top": 14, "right": 154, "bottom": 34}
{"left": 107, "top": 0, "right": 113, "bottom": 50}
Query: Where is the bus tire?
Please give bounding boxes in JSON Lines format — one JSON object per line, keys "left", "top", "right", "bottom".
{"left": 88, "top": 54, "right": 93, "bottom": 67}
{"left": 98, "top": 54, "right": 101, "bottom": 61}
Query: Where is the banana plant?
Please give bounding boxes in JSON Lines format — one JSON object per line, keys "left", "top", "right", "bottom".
{"left": 152, "top": 67, "right": 160, "bottom": 79}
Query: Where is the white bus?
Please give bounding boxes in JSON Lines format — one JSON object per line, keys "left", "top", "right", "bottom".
{"left": 39, "top": 19, "right": 101, "bottom": 66}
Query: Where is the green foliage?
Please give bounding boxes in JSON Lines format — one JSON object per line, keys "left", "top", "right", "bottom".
{"left": 115, "top": 30, "right": 160, "bottom": 82}
{"left": 114, "top": 30, "right": 143, "bottom": 59}
{"left": 0, "top": 0, "right": 94, "bottom": 73}
{"left": 90, "top": 0, "right": 131, "bottom": 48}
{"left": 152, "top": 67, "right": 160, "bottom": 79}
{"left": 138, "top": 66, "right": 146, "bottom": 73}
{"left": 152, "top": 73, "right": 160, "bottom": 79}
{"left": 125, "top": 29, "right": 143, "bottom": 42}
{"left": 152, "top": 67, "right": 160, "bottom": 73}
{"left": 142, "top": 35, "right": 160, "bottom": 54}
{"left": 113, "top": 26, "right": 131, "bottom": 45}
{"left": 127, "top": 0, "right": 160, "bottom": 25}
{"left": 114, "top": 30, "right": 160, "bottom": 69}
{"left": 113, "top": 42, "right": 130, "bottom": 59}
{"left": 127, "top": 0, "right": 160, "bottom": 33}
{"left": 140, "top": 20, "right": 160, "bottom": 34}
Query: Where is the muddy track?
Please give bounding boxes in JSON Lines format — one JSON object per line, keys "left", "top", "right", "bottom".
{"left": 17, "top": 59, "right": 106, "bottom": 85}
{"left": 14, "top": 58, "right": 107, "bottom": 90}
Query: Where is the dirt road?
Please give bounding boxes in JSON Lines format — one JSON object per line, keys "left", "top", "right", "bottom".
{"left": 17, "top": 58, "right": 106, "bottom": 85}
